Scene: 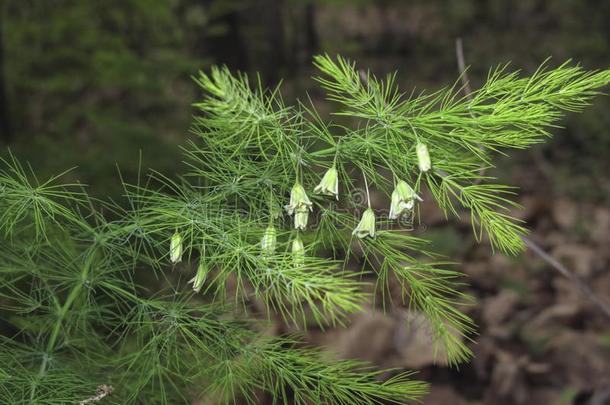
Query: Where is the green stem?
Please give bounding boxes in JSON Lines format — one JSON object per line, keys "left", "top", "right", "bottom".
{"left": 362, "top": 170, "right": 371, "bottom": 208}
{"left": 29, "top": 254, "right": 94, "bottom": 401}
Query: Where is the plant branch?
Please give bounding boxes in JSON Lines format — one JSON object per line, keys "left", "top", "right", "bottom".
{"left": 455, "top": 37, "right": 610, "bottom": 321}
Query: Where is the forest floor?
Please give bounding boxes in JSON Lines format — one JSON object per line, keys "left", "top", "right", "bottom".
{"left": 298, "top": 157, "right": 610, "bottom": 405}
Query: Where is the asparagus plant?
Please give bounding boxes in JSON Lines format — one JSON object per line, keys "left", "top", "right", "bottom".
{"left": 1, "top": 55, "right": 608, "bottom": 404}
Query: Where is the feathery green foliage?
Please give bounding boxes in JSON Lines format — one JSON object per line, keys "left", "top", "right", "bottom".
{"left": 1, "top": 56, "right": 608, "bottom": 403}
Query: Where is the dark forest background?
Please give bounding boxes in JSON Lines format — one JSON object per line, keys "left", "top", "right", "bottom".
{"left": 1, "top": 1, "right": 610, "bottom": 404}
{"left": 2, "top": 0, "right": 609, "bottom": 197}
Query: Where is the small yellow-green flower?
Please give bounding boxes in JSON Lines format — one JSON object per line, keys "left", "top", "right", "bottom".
{"left": 189, "top": 260, "right": 208, "bottom": 293}
{"left": 389, "top": 180, "right": 422, "bottom": 219}
{"left": 261, "top": 226, "right": 277, "bottom": 255}
{"left": 170, "top": 232, "right": 183, "bottom": 263}
{"left": 314, "top": 166, "right": 339, "bottom": 199}
{"left": 416, "top": 141, "right": 431, "bottom": 172}
{"left": 352, "top": 208, "right": 376, "bottom": 238}
{"left": 284, "top": 182, "right": 312, "bottom": 215}
{"left": 294, "top": 208, "right": 309, "bottom": 230}
{"left": 292, "top": 236, "right": 305, "bottom": 266}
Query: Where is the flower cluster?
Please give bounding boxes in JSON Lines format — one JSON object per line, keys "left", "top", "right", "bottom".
{"left": 178, "top": 144, "right": 430, "bottom": 286}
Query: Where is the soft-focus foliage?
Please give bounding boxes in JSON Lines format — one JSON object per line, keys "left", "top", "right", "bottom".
{"left": 2, "top": 0, "right": 216, "bottom": 195}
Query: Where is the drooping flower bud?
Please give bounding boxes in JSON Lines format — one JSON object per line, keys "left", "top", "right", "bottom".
{"left": 189, "top": 260, "right": 208, "bottom": 293}
{"left": 284, "top": 182, "right": 313, "bottom": 215}
{"left": 416, "top": 141, "right": 431, "bottom": 172}
{"left": 292, "top": 236, "right": 305, "bottom": 266}
{"left": 294, "top": 207, "right": 309, "bottom": 230}
{"left": 261, "top": 226, "right": 277, "bottom": 255}
{"left": 170, "top": 232, "right": 183, "bottom": 263}
{"left": 352, "top": 208, "right": 376, "bottom": 238}
{"left": 314, "top": 166, "right": 339, "bottom": 200}
{"left": 390, "top": 190, "right": 412, "bottom": 220}
{"left": 389, "top": 180, "right": 422, "bottom": 219}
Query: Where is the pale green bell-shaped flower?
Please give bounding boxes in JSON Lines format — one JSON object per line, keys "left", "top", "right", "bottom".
{"left": 170, "top": 232, "right": 183, "bottom": 263}
{"left": 416, "top": 141, "right": 431, "bottom": 172}
{"left": 189, "top": 260, "right": 208, "bottom": 293}
{"left": 261, "top": 226, "right": 277, "bottom": 255}
{"left": 314, "top": 166, "right": 339, "bottom": 200}
{"left": 352, "top": 208, "right": 376, "bottom": 238}
{"left": 292, "top": 236, "right": 305, "bottom": 266}
{"left": 389, "top": 190, "right": 413, "bottom": 220}
{"left": 294, "top": 207, "right": 309, "bottom": 230}
{"left": 284, "top": 182, "right": 312, "bottom": 215}
{"left": 389, "top": 180, "right": 422, "bottom": 219}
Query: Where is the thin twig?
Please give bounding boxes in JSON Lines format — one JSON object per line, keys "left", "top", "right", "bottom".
{"left": 455, "top": 37, "right": 610, "bottom": 321}
{"left": 78, "top": 384, "right": 114, "bottom": 405}
{"left": 522, "top": 236, "right": 610, "bottom": 319}
{"left": 455, "top": 38, "right": 473, "bottom": 100}
{"left": 455, "top": 38, "right": 486, "bottom": 183}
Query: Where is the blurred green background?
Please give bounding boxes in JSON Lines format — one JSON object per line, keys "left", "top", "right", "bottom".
{"left": 1, "top": 0, "right": 608, "bottom": 198}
